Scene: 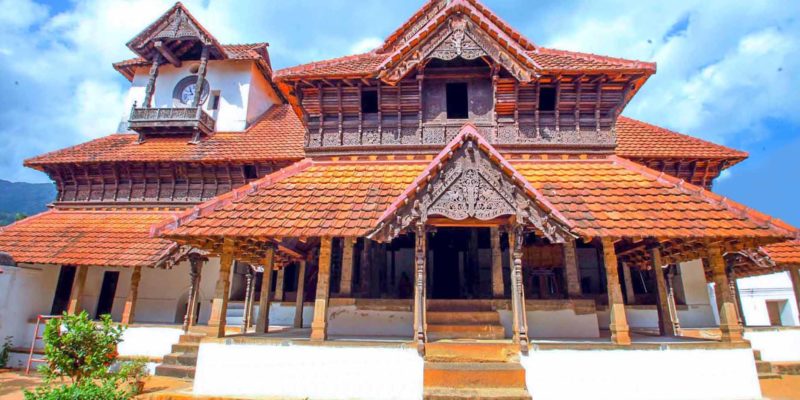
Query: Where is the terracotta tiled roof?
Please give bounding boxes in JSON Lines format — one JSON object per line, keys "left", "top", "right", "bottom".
{"left": 275, "top": 52, "right": 386, "bottom": 79}
{"left": 760, "top": 240, "right": 800, "bottom": 267}
{"left": 114, "top": 43, "right": 271, "bottom": 80}
{"left": 0, "top": 208, "right": 186, "bottom": 268}
{"left": 156, "top": 159, "right": 427, "bottom": 239}
{"left": 531, "top": 48, "right": 656, "bottom": 72}
{"left": 513, "top": 156, "right": 796, "bottom": 239}
{"left": 25, "top": 105, "right": 304, "bottom": 169}
{"left": 616, "top": 117, "right": 748, "bottom": 161}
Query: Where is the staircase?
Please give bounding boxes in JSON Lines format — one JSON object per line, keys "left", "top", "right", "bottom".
{"left": 154, "top": 333, "right": 203, "bottom": 379}
{"left": 426, "top": 300, "right": 505, "bottom": 340}
{"left": 423, "top": 300, "right": 530, "bottom": 399}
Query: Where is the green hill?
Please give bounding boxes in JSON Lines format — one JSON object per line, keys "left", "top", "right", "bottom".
{"left": 0, "top": 179, "right": 56, "bottom": 226}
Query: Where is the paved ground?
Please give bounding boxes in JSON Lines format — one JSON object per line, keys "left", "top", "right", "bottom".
{"left": 0, "top": 370, "right": 190, "bottom": 400}
{"left": 1, "top": 369, "right": 798, "bottom": 399}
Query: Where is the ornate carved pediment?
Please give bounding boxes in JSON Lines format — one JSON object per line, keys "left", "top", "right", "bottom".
{"left": 127, "top": 4, "right": 225, "bottom": 61}
{"left": 152, "top": 8, "right": 207, "bottom": 43}
{"left": 371, "top": 134, "right": 574, "bottom": 243}
{"left": 380, "top": 14, "right": 535, "bottom": 84}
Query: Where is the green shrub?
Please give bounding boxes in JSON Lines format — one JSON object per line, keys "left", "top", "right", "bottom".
{"left": 24, "top": 311, "right": 139, "bottom": 400}
{"left": 1, "top": 336, "right": 11, "bottom": 367}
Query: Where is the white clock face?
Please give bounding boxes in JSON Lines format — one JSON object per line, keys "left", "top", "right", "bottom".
{"left": 173, "top": 76, "right": 210, "bottom": 106}
{"left": 181, "top": 85, "right": 197, "bottom": 104}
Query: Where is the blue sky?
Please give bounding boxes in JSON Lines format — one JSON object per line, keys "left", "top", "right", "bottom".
{"left": 0, "top": 0, "right": 798, "bottom": 227}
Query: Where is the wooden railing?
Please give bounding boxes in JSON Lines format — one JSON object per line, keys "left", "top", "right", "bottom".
{"left": 128, "top": 105, "right": 215, "bottom": 136}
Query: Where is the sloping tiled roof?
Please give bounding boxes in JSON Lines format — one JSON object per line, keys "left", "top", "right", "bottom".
{"left": 25, "top": 105, "right": 304, "bottom": 169}
{"left": 616, "top": 117, "right": 748, "bottom": 161}
{"left": 760, "top": 240, "right": 800, "bottom": 267}
{"left": 0, "top": 208, "right": 185, "bottom": 268}
{"left": 114, "top": 43, "right": 271, "bottom": 80}
{"left": 514, "top": 157, "right": 795, "bottom": 239}
{"left": 157, "top": 159, "right": 427, "bottom": 239}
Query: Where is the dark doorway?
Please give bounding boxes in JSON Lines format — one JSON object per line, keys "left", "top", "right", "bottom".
{"left": 95, "top": 271, "right": 119, "bottom": 319}
{"left": 51, "top": 265, "right": 77, "bottom": 315}
{"left": 446, "top": 82, "right": 469, "bottom": 119}
{"left": 430, "top": 228, "right": 489, "bottom": 299}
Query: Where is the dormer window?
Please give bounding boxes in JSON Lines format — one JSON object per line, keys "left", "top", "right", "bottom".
{"left": 446, "top": 82, "right": 469, "bottom": 119}
{"left": 361, "top": 89, "right": 378, "bottom": 114}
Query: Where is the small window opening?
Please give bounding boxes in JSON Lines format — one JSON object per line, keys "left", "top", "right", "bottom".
{"left": 538, "top": 87, "right": 557, "bottom": 111}
{"left": 361, "top": 89, "right": 378, "bottom": 114}
{"left": 243, "top": 164, "right": 258, "bottom": 180}
{"left": 446, "top": 82, "right": 469, "bottom": 119}
{"left": 209, "top": 91, "right": 221, "bottom": 111}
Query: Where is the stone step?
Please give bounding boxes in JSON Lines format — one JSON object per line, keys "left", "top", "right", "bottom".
{"left": 426, "top": 342, "right": 518, "bottom": 363}
{"left": 171, "top": 343, "right": 200, "bottom": 354}
{"left": 179, "top": 334, "right": 204, "bottom": 344}
{"left": 162, "top": 353, "right": 198, "bottom": 367}
{"left": 424, "top": 362, "right": 527, "bottom": 389}
{"left": 427, "top": 324, "right": 506, "bottom": 340}
{"left": 428, "top": 311, "right": 500, "bottom": 325}
{"left": 756, "top": 361, "right": 774, "bottom": 374}
{"left": 758, "top": 372, "right": 782, "bottom": 380}
{"left": 427, "top": 300, "right": 494, "bottom": 312}
{"left": 424, "top": 387, "right": 531, "bottom": 400}
{"left": 154, "top": 364, "right": 196, "bottom": 379}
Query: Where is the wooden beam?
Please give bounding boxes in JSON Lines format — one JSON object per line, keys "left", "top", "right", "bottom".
{"left": 154, "top": 40, "right": 182, "bottom": 68}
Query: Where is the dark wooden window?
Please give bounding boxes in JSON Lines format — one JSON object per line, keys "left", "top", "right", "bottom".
{"left": 446, "top": 82, "right": 469, "bottom": 119}
{"left": 95, "top": 271, "right": 119, "bottom": 319}
{"left": 361, "top": 89, "right": 378, "bottom": 113}
{"left": 538, "top": 87, "right": 557, "bottom": 111}
{"left": 243, "top": 164, "right": 258, "bottom": 180}
{"left": 209, "top": 91, "right": 221, "bottom": 110}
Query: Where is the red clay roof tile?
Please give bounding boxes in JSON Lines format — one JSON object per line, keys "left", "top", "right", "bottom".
{"left": 616, "top": 117, "right": 748, "bottom": 161}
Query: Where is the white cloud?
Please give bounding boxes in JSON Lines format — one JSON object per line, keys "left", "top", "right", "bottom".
{"left": 350, "top": 37, "right": 383, "bottom": 54}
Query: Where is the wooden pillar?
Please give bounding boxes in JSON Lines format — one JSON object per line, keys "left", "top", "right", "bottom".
{"left": 142, "top": 55, "right": 162, "bottom": 107}
{"left": 207, "top": 239, "right": 235, "bottom": 338}
{"left": 294, "top": 260, "right": 307, "bottom": 328}
{"left": 563, "top": 238, "right": 582, "bottom": 298}
{"left": 191, "top": 46, "right": 210, "bottom": 108}
{"left": 121, "top": 265, "right": 142, "bottom": 325}
{"left": 621, "top": 262, "right": 636, "bottom": 304}
{"left": 790, "top": 267, "right": 800, "bottom": 325}
{"left": 255, "top": 247, "right": 275, "bottom": 334}
{"left": 66, "top": 265, "right": 89, "bottom": 315}
{"left": 241, "top": 266, "right": 255, "bottom": 333}
{"left": 649, "top": 245, "right": 676, "bottom": 336}
{"left": 707, "top": 243, "right": 744, "bottom": 342}
{"left": 275, "top": 268, "right": 285, "bottom": 302}
{"left": 467, "top": 229, "right": 479, "bottom": 298}
{"left": 730, "top": 274, "right": 745, "bottom": 326}
{"left": 413, "top": 225, "right": 428, "bottom": 354}
{"left": 360, "top": 239, "right": 372, "bottom": 294}
{"left": 340, "top": 237, "right": 355, "bottom": 296}
{"left": 490, "top": 228, "right": 504, "bottom": 298}
{"left": 508, "top": 225, "right": 529, "bottom": 352}
{"left": 601, "top": 237, "right": 631, "bottom": 345}
{"left": 183, "top": 255, "right": 204, "bottom": 333}
{"left": 311, "top": 237, "right": 333, "bottom": 341}
{"left": 666, "top": 266, "right": 682, "bottom": 332}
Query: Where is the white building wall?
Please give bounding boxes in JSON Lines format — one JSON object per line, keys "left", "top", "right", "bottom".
{"left": 0, "top": 264, "right": 60, "bottom": 349}
{"left": 736, "top": 272, "right": 799, "bottom": 327}
{"left": 124, "top": 60, "right": 277, "bottom": 132}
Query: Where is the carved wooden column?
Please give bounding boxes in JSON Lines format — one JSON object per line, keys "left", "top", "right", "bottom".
{"left": 490, "top": 228, "right": 504, "bottom": 298}
{"left": 255, "top": 246, "right": 275, "bottom": 334}
{"left": 311, "top": 237, "right": 333, "bottom": 341}
{"left": 183, "top": 254, "right": 204, "bottom": 333}
{"left": 563, "top": 238, "right": 582, "bottom": 298}
{"left": 241, "top": 265, "right": 255, "bottom": 333}
{"left": 360, "top": 239, "right": 372, "bottom": 294}
{"left": 340, "top": 237, "right": 355, "bottom": 296}
{"left": 649, "top": 244, "right": 676, "bottom": 336}
{"left": 413, "top": 225, "right": 428, "bottom": 354}
{"left": 207, "top": 239, "right": 235, "bottom": 338}
{"left": 601, "top": 237, "right": 631, "bottom": 345}
{"left": 191, "top": 46, "right": 210, "bottom": 108}
{"left": 121, "top": 265, "right": 142, "bottom": 325}
{"left": 274, "top": 267, "right": 285, "bottom": 302}
{"left": 142, "top": 55, "right": 162, "bottom": 107}
{"left": 621, "top": 262, "right": 636, "bottom": 304}
{"left": 508, "top": 225, "right": 529, "bottom": 352}
{"left": 66, "top": 265, "right": 89, "bottom": 315}
{"left": 294, "top": 260, "right": 307, "bottom": 328}
{"left": 707, "top": 243, "right": 744, "bottom": 342}
{"left": 790, "top": 267, "right": 800, "bottom": 325}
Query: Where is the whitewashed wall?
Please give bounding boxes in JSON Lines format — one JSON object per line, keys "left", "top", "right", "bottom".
{"left": 0, "top": 264, "right": 60, "bottom": 349}
{"left": 521, "top": 347, "right": 761, "bottom": 400}
{"left": 193, "top": 341, "right": 424, "bottom": 399}
{"left": 124, "top": 60, "right": 277, "bottom": 132}
{"left": 499, "top": 309, "right": 600, "bottom": 338}
{"left": 744, "top": 327, "right": 800, "bottom": 362}
{"left": 737, "top": 272, "right": 799, "bottom": 327}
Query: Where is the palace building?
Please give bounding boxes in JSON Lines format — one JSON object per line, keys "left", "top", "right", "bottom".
{"left": 1, "top": 1, "right": 799, "bottom": 399}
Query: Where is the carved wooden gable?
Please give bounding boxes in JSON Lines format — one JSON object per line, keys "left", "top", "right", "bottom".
{"left": 126, "top": 3, "right": 225, "bottom": 60}
{"left": 370, "top": 131, "right": 574, "bottom": 243}
{"left": 379, "top": 13, "right": 536, "bottom": 84}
